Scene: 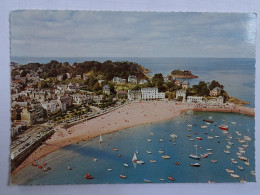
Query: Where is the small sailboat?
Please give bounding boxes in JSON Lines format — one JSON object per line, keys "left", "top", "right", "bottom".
{"left": 228, "top": 134, "right": 232, "bottom": 139}
{"left": 231, "top": 158, "right": 238, "bottom": 164}
{"left": 132, "top": 152, "right": 144, "bottom": 164}
{"left": 147, "top": 139, "right": 152, "bottom": 142}
{"left": 158, "top": 149, "right": 164, "bottom": 154}
{"left": 159, "top": 139, "right": 164, "bottom": 142}
{"left": 238, "top": 156, "right": 248, "bottom": 161}
{"left": 187, "top": 124, "right": 192, "bottom": 127}
{"left": 98, "top": 135, "right": 103, "bottom": 143}
{"left": 189, "top": 143, "right": 201, "bottom": 160}
{"left": 132, "top": 153, "right": 137, "bottom": 162}
{"left": 251, "top": 171, "right": 256, "bottom": 176}
{"left": 161, "top": 148, "right": 170, "bottom": 159}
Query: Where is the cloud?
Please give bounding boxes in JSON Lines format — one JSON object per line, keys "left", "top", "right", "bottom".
{"left": 10, "top": 11, "right": 257, "bottom": 58}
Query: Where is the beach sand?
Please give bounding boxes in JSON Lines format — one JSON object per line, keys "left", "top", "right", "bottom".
{"left": 12, "top": 101, "right": 194, "bottom": 174}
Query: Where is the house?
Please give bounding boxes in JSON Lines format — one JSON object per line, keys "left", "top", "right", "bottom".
{"left": 181, "top": 81, "right": 190, "bottom": 89}
{"left": 103, "top": 85, "right": 110, "bottom": 95}
{"left": 93, "top": 95, "right": 103, "bottom": 104}
{"left": 176, "top": 89, "right": 186, "bottom": 102}
{"left": 72, "top": 93, "right": 87, "bottom": 105}
{"left": 76, "top": 75, "right": 82, "bottom": 80}
{"left": 187, "top": 96, "right": 204, "bottom": 103}
{"left": 139, "top": 79, "right": 148, "bottom": 85}
{"left": 67, "top": 82, "right": 77, "bottom": 92}
{"left": 210, "top": 87, "right": 221, "bottom": 96}
{"left": 217, "top": 96, "right": 224, "bottom": 104}
{"left": 112, "top": 77, "right": 126, "bottom": 84}
{"left": 83, "top": 73, "right": 89, "bottom": 80}
{"left": 117, "top": 90, "right": 127, "bottom": 99}
{"left": 57, "top": 75, "right": 64, "bottom": 81}
{"left": 128, "top": 90, "right": 142, "bottom": 101}
{"left": 66, "top": 73, "right": 71, "bottom": 79}
{"left": 128, "top": 75, "right": 137, "bottom": 84}
{"left": 42, "top": 101, "right": 60, "bottom": 115}
{"left": 20, "top": 107, "right": 36, "bottom": 126}
{"left": 59, "top": 95, "right": 73, "bottom": 111}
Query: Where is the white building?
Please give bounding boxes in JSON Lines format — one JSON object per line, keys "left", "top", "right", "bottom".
{"left": 139, "top": 79, "right": 148, "bottom": 85}
{"left": 128, "top": 90, "right": 142, "bottom": 101}
{"left": 112, "top": 77, "right": 126, "bottom": 84}
{"left": 210, "top": 87, "right": 221, "bottom": 96}
{"left": 187, "top": 96, "right": 204, "bottom": 103}
{"left": 176, "top": 89, "right": 186, "bottom": 101}
{"left": 128, "top": 75, "right": 137, "bottom": 84}
{"left": 72, "top": 93, "right": 87, "bottom": 105}
{"left": 103, "top": 85, "right": 110, "bottom": 95}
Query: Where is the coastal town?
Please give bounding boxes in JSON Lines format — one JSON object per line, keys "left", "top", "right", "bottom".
{"left": 10, "top": 60, "right": 254, "bottom": 174}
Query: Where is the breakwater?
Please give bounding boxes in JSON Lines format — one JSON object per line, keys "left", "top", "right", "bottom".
{"left": 11, "top": 129, "right": 55, "bottom": 173}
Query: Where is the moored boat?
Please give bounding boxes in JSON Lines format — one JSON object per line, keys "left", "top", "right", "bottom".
{"left": 226, "top": 169, "right": 234, "bottom": 173}
{"left": 201, "top": 153, "right": 208, "bottom": 158}
{"left": 84, "top": 173, "right": 94, "bottom": 179}
{"left": 211, "top": 159, "right": 217, "bottom": 163}
{"left": 238, "top": 156, "right": 248, "bottom": 161}
{"left": 219, "top": 124, "right": 228, "bottom": 130}
{"left": 68, "top": 165, "right": 72, "bottom": 170}
{"left": 168, "top": 176, "right": 175, "bottom": 181}
{"left": 231, "top": 158, "right": 238, "bottom": 164}
{"left": 174, "top": 162, "right": 180, "bottom": 165}
{"left": 203, "top": 119, "right": 214, "bottom": 123}
{"left": 196, "top": 137, "right": 203, "bottom": 140}
{"left": 201, "top": 125, "right": 208, "bottom": 129}
{"left": 161, "top": 155, "right": 171, "bottom": 159}
{"left": 123, "top": 163, "right": 129, "bottom": 167}
{"left": 238, "top": 166, "right": 243, "bottom": 170}
{"left": 230, "top": 173, "right": 240, "bottom": 178}
{"left": 224, "top": 150, "right": 230, "bottom": 154}
{"left": 150, "top": 160, "right": 156, "bottom": 163}
{"left": 144, "top": 179, "right": 151, "bottom": 183}
{"left": 190, "top": 163, "right": 200, "bottom": 167}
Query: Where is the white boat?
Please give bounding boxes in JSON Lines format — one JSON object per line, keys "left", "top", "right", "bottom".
{"left": 231, "top": 122, "right": 236, "bottom": 125}
{"left": 158, "top": 149, "right": 164, "bottom": 154}
{"left": 170, "top": 134, "right": 178, "bottom": 139}
{"left": 206, "top": 149, "right": 213, "bottom": 151}
{"left": 228, "top": 134, "right": 232, "bottom": 139}
{"left": 132, "top": 152, "right": 144, "bottom": 164}
{"left": 231, "top": 158, "right": 238, "bottom": 164}
{"left": 238, "top": 156, "right": 248, "bottom": 161}
{"left": 251, "top": 171, "right": 256, "bottom": 176}
{"left": 187, "top": 124, "right": 192, "bottom": 127}
{"left": 230, "top": 173, "right": 240, "bottom": 178}
{"left": 244, "top": 136, "right": 251, "bottom": 141}
{"left": 239, "top": 150, "right": 245, "bottom": 154}
{"left": 208, "top": 136, "right": 213, "bottom": 139}
{"left": 147, "top": 139, "right": 152, "bottom": 142}
{"left": 226, "top": 169, "right": 234, "bottom": 173}
{"left": 224, "top": 150, "right": 230, "bottom": 154}
{"left": 222, "top": 130, "right": 228, "bottom": 134}
{"left": 98, "top": 135, "right": 103, "bottom": 143}
{"left": 238, "top": 166, "right": 243, "bottom": 170}
{"left": 189, "top": 139, "right": 194, "bottom": 141}
{"left": 211, "top": 159, "right": 217, "bottom": 163}
{"left": 123, "top": 163, "right": 129, "bottom": 167}
{"left": 161, "top": 155, "right": 170, "bottom": 159}
{"left": 238, "top": 147, "right": 244, "bottom": 150}
{"left": 132, "top": 153, "right": 137, "bottom": 162}
{"left": 244, "top": 161, "right": 250, "bottom": 166}
{"left": 150, "top": 160, "right": 156, "bottom": 163}
{"left": 159, "top": 139, "right": 164, "bottom": 142}
{"left": 242, "top": 144, "right": 249, "bottom": 148}
{"left": 226, "top": 145, "right": 231, "bottom": 149}
{"left": 201, "top": 125, "right": 207, "bottom": 129}
{"left": 189, "top": 143, "right": 201, "bottom": 160}
{"left": 238, "top": 138, "right": 246, "bottom": 143}
{"left": 149, "top": 132, "right": 154, "bottom": 136}
{"left": 236, "top": 152, "right": 242, "bottom": 156}
{"left": 228, "top": 141, "right": 234, "bottom": 145}
{"left": 107, "top": 168, "right": 112, "bottom": 171}
{"left": 215, "top": 135, "right": 220, "bottom": 138}
{"left": 146, "top": 149, "right": 152, "bottom": 154}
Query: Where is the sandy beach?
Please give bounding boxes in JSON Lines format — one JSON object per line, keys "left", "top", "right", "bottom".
{"left": 12, "top": 101, "right": 194, "bottom": 174}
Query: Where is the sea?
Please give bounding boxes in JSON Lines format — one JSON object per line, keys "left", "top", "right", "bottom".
{"left": 10, "top": 57, "right": 256, "bottom": 184}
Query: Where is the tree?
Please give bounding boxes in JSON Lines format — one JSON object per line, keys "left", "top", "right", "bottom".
{"left": 93, "top": 82, "right": 102, "bottom": 91}
{"left": 152, "top": 73, "right": 164, "bottom": 90}
{"left": 209, "top": 80, "right": 223, "bottom": 90}
{"left": 165, "top": 80, "right": 175, "bottom": 91}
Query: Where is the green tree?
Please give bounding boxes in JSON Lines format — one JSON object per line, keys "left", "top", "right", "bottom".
{"left": 152, "top": 73, "right": 164, "bottom": 90}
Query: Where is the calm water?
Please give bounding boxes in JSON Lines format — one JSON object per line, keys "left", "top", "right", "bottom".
{"left": 10, "top": 57, "right": 255, "bottom": 184}
{"left": 12, "top": 111, "right": 255, "bottom": 184}
{"left": 11, "top": 57, "right": 255, "bottom": 107}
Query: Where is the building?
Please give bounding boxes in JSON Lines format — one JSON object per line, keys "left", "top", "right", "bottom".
{"left": 59, "top": 95, "right": 73, "bottom": 111}
{"left": 128, "top": 90, "right": 142, "bottom": 101}
{"left": 187, "top": 96, "right": 204, "bottom": 103}
{"left": 67, "top": 82, "right": 76, "bottom": 92}
{"left": 181, "top": 81, "right": 190, "bottom": 89}
{"left": 210, "top": 87, "right": 221, "bottom": 96}
{"left": 176, "top": 89, "right": 186, "bottom": 102}
{"left": 128, "top": 75, "right": 137, "bottom": 84}
{"left": 141, "top": 88, "right": 159, "bottom": 100}
{"left": 216, "top": 96, "right": 224, "bottom": 104}
{"left": 139, "top": 79, "right": 148, "bottom": 85}
{"left": 83, "top": 73, "right": 89, "bottom": 80}
{"left": 103, "top": 85, "right": 110, "bottom": 95}
{"left": 57, "top": 75, "right": 64, "bottom": 81}
{"left": 117, "top": 90, "right": 127, "bottom": 99}
{"left": 112, "top": 77, "right": 126, "bottom": 84}
{"left": 72, "top": 93, "right": 87, "bottom": 105}
{"left": 76, "top": 75, "right": 82, "bottom": 80}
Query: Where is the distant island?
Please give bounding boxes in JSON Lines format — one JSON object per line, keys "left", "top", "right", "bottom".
{"left": 171, "top": 69, "right": 198, "bottom": 79}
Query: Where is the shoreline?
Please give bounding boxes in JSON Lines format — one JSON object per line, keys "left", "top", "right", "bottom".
{"left": 11, "top": 101, "right": 254, "bottom": 175}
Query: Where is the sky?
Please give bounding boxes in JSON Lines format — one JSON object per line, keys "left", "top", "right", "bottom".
{"left": 10, "top": 10, "right": 257, "bottom": 58}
